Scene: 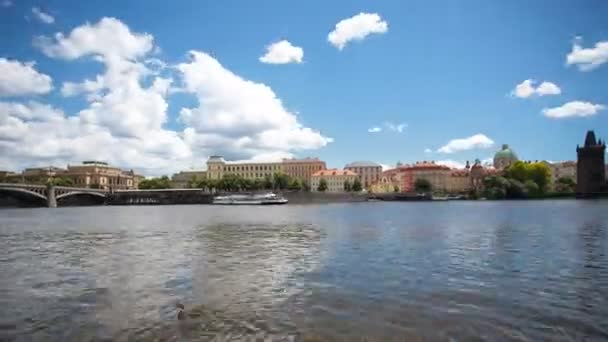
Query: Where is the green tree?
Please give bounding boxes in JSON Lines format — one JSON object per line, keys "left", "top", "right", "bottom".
{"left": 253, "top": 178, "right": 265, "bottom": 191}
{"left": 343, "top": 179, "right": 352, "bottom": 192}
{"left": 414, "top": 178, "right": 432, "bottom": 193}
{"left": 505, "top": 179, "right": 526, "bottom": 198}
{"left": 524, "top": 179, "right": 540, "bottom": 197}
{"left": 273, "top": 172, "right": 290, "bottom": 190}
{"left": 352, "top": 178, "right": 362, "bottom": 192}
{"left": 318, "top": 178, "right": 328, "bottom": 192}
{"left": 302, "top": 180, "right": 311, "bottom": 192}
{"left": 263, "top": 175, "right": 273, "bottom": 189}
{"left": 139, "top": 176, "right": 171, "bottom": 189}
{"left": 288, "top": 178, "right": 302, "bottom": 191}
{"left": 49, "top": 176, "right": 74, "bottom": 187}
{"left": 528, "top": 162, "right": 551, "bottom": 193}
{"left": 484, "top": 186, "right": 506, "bottom": 199}
{"left": 504, "top": 161, "right": 528, "bottom": 182}
{"left": 555, "top": 176, "right": 576, "bottom": 193}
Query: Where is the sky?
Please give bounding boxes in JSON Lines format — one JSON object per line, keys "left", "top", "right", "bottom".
{"left": 1, "top": 0, "right": 607, "bottom": 175}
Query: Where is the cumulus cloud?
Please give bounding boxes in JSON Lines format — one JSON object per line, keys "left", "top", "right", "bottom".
{"left": 542, "top": 101, "right": 605, "bottom": 119}
{"left": 567, "top": 37, "right": 608, "bottom": 71}
{"left": 1, "top": 0, "right": 12, "bottom": 7}
{"left": 178, "top": 51, "right": 332, "bottom": 156}
{"left": 436, "top": 160, "right": 466, "bottom": 169}
{"left": 368, "top": 127, "right": 382, "bottom": 133}
{"left": 328, "top": 12, "right": 388, "bottom": 50}
{"left": 511, "top": 79, "right": 561, "bottom": 98}
{"left": 424, "top": 148, "right": 432, "bottom": 153}
{"left": 437, "top": 134, "right": 494, "bottom": 154}
{"left": 259, "top": 40, "right": 303, "bottom": 64}
{"left": 32, "top": 7, "right": 54, "bottom": 24}
{"left": 0, "top": 58, "right": 53, "bottom": 97}
{"left": 4, "top": 17, "right": 330, "bottom": 175}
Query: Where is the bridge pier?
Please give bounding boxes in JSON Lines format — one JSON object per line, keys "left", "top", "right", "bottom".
{"left": 46, "top": 185, "right": 57, "bottom": 208}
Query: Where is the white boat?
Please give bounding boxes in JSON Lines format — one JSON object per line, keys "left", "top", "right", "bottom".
{"left": 212, "top": 192, "right": 288, "bottom": 205}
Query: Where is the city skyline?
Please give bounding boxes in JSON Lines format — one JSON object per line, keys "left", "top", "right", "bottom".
{"left": 1, "top": 1, "right": 607, "bottom": 176}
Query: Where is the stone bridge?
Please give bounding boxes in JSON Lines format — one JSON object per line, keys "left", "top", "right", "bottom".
{"left": 0, "top": 183, "right": 108, "bottom": 207}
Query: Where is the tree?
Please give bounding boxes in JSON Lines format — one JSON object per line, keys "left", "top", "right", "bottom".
{"left": 288, "top": 178, "right": 302, "bottom": 191}
{"left": 504, "top": 161, "right": 528, "bottom": 182}
{"left": 528, "top": 163, "right": 551, "bottom": 193}
{"left": 318, "top": 178, "right": 328, "bottom": 192}
{"left": 393, "top": 185, "right": 400, "bottom": 193}
{"left": 556, "top": 176, "right": 575, "bottom": 193}
{"left": 414, "top": 178, "right": 432, "bottom": 193}
{"left": 273, "top": 172, "right": 290, "bottom": 190}
{"left": 524, "top": 179, "right": 540, "bottom": 197}
{"left": 49, "top": 176, "right": 74, "bottom": 187}
{"left": 253, "top": 178, "right": 265, "bottom": 191}
{"left": 343, "top": 179, "right": 352, "bottom": 192}
{"left": 302, "top": 180, "right": 311, "bottom": 192}
{"left": 352, "top": 178, "right": 362, "bottom": 192}
{"left": 505, "top": 179, "right": 526, "bottom": 198}
{"left": 263, "top": 175, "right": 273, "bottom": 189}
{"left": 484, "top": 186, "right": 506, "bottom": 199}
{"left": 139, "top": 175, "right": 171, "bottom": 189}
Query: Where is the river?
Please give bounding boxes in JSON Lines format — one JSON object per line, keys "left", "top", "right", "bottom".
{"left": 0, "top": 201, "right": 607, "bottom": 341}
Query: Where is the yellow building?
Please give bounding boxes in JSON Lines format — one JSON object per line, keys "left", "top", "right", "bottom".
{"left": 344, "top": 161, "right": 382, "bottom": 189}
{"left": 311, "top": 169, "right": 358, "bottom": 193}
{"left": 282, "top": 158, "right": 326, "bottom": 183}
{"left": 170, "top": 170, "right": 207, "bottom": 188}
{"left": 18, "top": 166, "right": 66, "bottom": 183}
{"left": 370, "top": 168, "right": 402, "bottom": 193}
{"left": 62, "top": 161, "right": 142, "bottom": 190}
{"left": 206, "top": 155, "right": 326, "bottom": 182}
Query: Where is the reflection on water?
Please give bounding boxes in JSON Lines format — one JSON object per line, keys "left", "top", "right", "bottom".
{"left": 0, "top": 201, "right": 607, "bottom": 341}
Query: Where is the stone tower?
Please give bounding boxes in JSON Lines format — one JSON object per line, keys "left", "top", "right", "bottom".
{"left": 576, "top": 130, "right": 605, "bottom": 196}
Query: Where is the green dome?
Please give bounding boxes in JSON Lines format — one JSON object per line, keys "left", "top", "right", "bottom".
{"left": 494, "top": 144, "right": 518, "bottom": 160}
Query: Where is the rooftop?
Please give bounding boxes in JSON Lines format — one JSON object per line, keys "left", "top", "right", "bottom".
{"left": 312, "top": 169, "right": 358, "bottom": 177}
{"left": 344, "top": 161, "right": 381, "bottom": 168}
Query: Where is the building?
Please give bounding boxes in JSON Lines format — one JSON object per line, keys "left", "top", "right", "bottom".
{"left": 344, "top": 161, "right": 382, "bottom": 189}
{"left": 370, "top": 168, "right": 402, "bottom": 193}
{"left": 447, "top": 168, "right": 471, "bottom": 193}
{"left": 493, "top": 144, "right": 518, "bottom": 170}
{"left": 62, "top": 161, "right": 142, "bottom": 190}
{"left": 311, "top": 169, "right": 358, "bottom": 192}
{"left": 548, "top": 161, "right": 576, "bottom": 191}
{"left": 170, "top": 170, "right": 207, "bottom": 188}
{"left": 576, "top": 130, "right": 606, "bottom": 196}
{"left": 399, "top": 161, "right": 452, "bottom": 193}
{"left": 282, "top": 158, "right": 326, "bottom": 183}
{"left": 20, "top": 166, "right": 66, "bottom": 183}
{"left": 206, "top": 155, "right": 326, "bottom": 182}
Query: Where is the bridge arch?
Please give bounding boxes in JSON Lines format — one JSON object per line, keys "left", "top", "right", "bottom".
{"left": 0, "top": 187, "right": 48, "bottom": 207}
{"left": 0, "top": 187, "right": 47, "bottom": 200}
{"left": 56, "top": 191, "right": 107, "bottom": 200}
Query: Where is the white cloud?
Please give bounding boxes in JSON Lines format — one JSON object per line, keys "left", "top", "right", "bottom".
{"left": 32, "top": 7, "right": 54, "bottom": 24}
{"left": 4, "top": 17, "right": 330, "bottom": 176}
{"left": 178, "top": 51, "right": 332, "bottom": 158}
{"left": 368, "top": 122, "right": 407, "bottom": 133}
{"left": 511, "top": 79, "right": 561, "bottom": 98}
{"left": 34, "top": 17, "right": 153, "bottom": 60}
{"left": 0, "top": 58, "right": 53, "bottom": 97}
{"left": 328, "top": 12, "right": 388, "bottom": 50}
{"left": 567, "top": 37, "right": 608, "bottom": 71}
{"left": 424, "top": 148, "right": 432, "bottom": 153}
{"left": 438, "top": 134, "right": 495, "bottom": 154}
{"left": 436, "top": 160, "right": 465, "bottom": 169}
{"left": 542, "top": 101, "right": 605, "bottom": 119}
{"left": 259, "top": 40, "right": 303, "bottom": 64}
{"left": 379, "top": 163, "right": 393, "bottom": 171}
{"left": 1, "top": 0, "right": 12, "bottom": 7}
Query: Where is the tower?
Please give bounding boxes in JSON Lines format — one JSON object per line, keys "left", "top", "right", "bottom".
{"left": 206, "top": 156, "right": 225, "bottom": 180}
{"left": 576, "top": 130, "right": 605, "bottom": 196}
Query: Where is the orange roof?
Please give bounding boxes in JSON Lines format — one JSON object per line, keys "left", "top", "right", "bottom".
{"left": 312, "top": 169, "right": 358, "bottom": 177}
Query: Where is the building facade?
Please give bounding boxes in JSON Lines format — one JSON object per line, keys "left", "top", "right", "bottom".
{"left": 20, "top": 166, "right": 66, "bottom": 183}
{"left": 344, "top": 161, "right": 382, "bottom": 189}
{"left": 548, "top": 161, "right": 576, "bottom": 191}
{"left": 282, "top": 158, "right": 326, "bottom": 183}
{"left": 494, "top": 144, "right": 518, "bottom": 170}
{"left": 370, "top": 168, "right": 402, "bottom": 193}
{"left": 62, "top": 161, "right": 142, "bottom": 190}
{"left": 206, "top": 155, "right": 325, "bottom": 182}
{"left": 170, "top": 170, "right": 207, "bottom": 189}
{"left": 576, "top": 130, "right": 606, "bottom": 196}
{"left": 311, "top": 169, "right": 358, "bottom": 192}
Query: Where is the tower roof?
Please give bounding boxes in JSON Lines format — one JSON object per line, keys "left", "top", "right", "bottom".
{"left": 584, "top": 130, "right": 598, "bottom": 147}
{"left": 494, "top": 144, "right": 518, "bottom": 161}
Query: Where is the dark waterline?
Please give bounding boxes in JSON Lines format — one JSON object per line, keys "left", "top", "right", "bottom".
{"left": 0, "top": 201, "right": 607, "bottom": 341}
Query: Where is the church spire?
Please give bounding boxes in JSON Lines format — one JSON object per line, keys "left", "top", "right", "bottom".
{"left": 584, "top": 130, "right": 597, "bottom": 147}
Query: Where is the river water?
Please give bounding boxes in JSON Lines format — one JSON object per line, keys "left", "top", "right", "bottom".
{"left": 0, "top": 201, "right": 607, "bottom": 341}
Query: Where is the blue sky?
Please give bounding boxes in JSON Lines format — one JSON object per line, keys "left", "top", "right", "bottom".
{"left": 1, "top": 0, "right": 607, "bottom": 175}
